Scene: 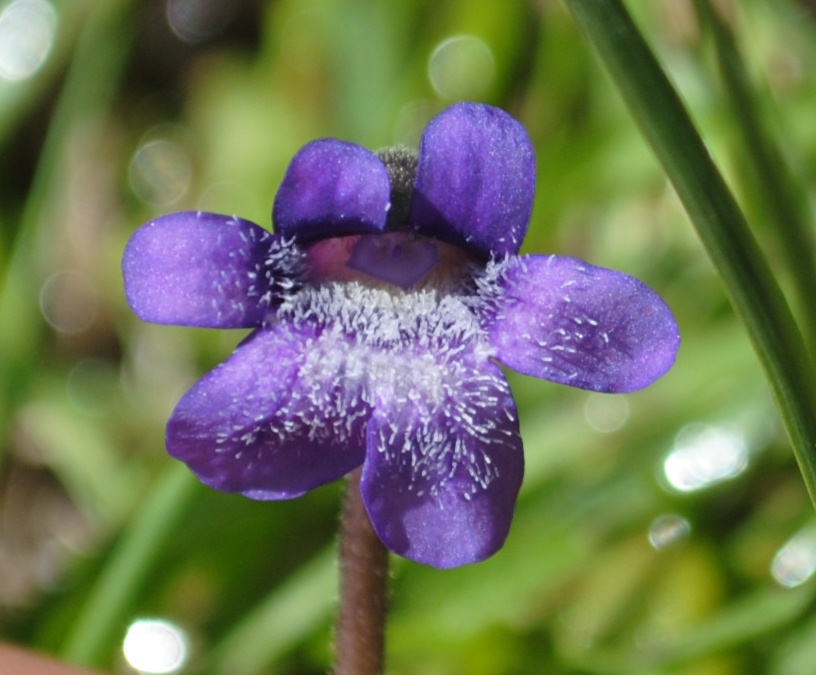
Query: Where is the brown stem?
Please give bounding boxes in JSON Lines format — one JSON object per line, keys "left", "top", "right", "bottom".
{"left": 334, "top": 468, "right": 389, "bottom": 675}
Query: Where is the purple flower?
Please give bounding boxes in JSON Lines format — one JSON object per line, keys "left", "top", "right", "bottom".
{"left": 123, "top": 102, "right": 680, "bottom": 569}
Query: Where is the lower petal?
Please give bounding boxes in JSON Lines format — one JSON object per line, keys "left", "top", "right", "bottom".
{"left": 167, "top": 326, "right": 368, "bottom": 499}
{"left": 346, "top": 233, "right": 439, "bottom": 289}
{"left": 486, "top": 255, "right": 680, "bottom": 393}
{"left": 361, "top": 360, "right": 523, "bottom": 568}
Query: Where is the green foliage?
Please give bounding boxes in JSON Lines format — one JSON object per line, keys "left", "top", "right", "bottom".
{"left": 2, "top": 0, "right": 816, "bottom": 673}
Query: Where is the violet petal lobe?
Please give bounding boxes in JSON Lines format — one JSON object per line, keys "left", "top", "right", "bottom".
{"left": 273, "top": 139, "right": 391, "bottom": 242}
{"left": 166, "top": 326, "right": 368, "bottom": 499}
{"left": 409, "top": 102, "right": 536, "bottom": 258}
{"left": 123, "top": 211, "right": 291, "bottom": 328}
{"left": 361, "top": 358, "right": 524, "bottom": 568}
{"left": 346, "top": 233, "right": 439, "bottom": 289}
{"left": 487, "top": 255, "right": 681, "bottom": 393}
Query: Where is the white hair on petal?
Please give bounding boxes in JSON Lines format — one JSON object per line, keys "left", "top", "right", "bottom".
{"left": 267, "top": 275, "right": 517, "bottom": 496}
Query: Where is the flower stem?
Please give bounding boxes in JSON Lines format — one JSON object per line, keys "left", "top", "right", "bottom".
{"left": 335, "top": 468, "right": 389, "bottom": 675}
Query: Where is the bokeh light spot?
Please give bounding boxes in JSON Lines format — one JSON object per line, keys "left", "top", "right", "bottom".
{"left": 123, "top": 618, "right": 189, "bottom": 674}
{"left": 771, "top": 527, "right": 816, "bottom": 588}
{"left": 166, "top": 0, "right": 234, "bottom": 44}
{"left": 583, "top": 392, "right": 630, "bottom": 433}
{"left": 0, "top": 0, "right": 56, "bottom": 82}
{"left": 648, "top": 513, "right": 691, "bottom": 550}
{"left": 428, "top": 35, "right": 495, "bottom": 101}
{"left": 129, "top": 134, "right": 193, "bottom": 207}
{"left": 39, "top": 270, "right": 98, "bottom": 334}
{"left": 663, "top": 424, "right": 748, "bottom": 492}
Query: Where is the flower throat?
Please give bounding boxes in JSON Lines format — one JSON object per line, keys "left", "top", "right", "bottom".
{"left": 305, "top": 146, "right": 466, "bottom": 290}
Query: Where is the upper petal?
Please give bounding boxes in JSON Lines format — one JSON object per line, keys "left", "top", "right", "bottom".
{"left": 167, "top": 325, "right": 369, "bottom": 499}
{"left": 361, "top": 356, "right": 523, "bottom": 568}
{"left": 486, "top": 255, "right": 680, "bottom": 392}
{"left": 123, "top": 211, "right": 298, "bottom": 328}
{"left": 409, "top": 102, "right": 536, "bottom": 258}
{"left": 273, "top": 139, "right": 391, "bottom": 242}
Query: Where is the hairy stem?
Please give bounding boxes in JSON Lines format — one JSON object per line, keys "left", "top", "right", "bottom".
{"left": 334, "top": 468, "right": 389, "bottom": 675}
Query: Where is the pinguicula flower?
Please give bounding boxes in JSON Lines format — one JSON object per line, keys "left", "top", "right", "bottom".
{"left": 123, "top": 102, "right": 680, "bottom": 569}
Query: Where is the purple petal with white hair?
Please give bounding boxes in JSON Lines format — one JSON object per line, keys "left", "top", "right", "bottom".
{"left": 409, "top": 102, "right": 536, "bottom": 258}
{"left": 123, "top": 211, "right": 301, "bottom": 328}
{"left": 486, "top": 255, "right": 680, "bottom": 392}
{"left": 273, "top": 139, "right": 391, "bottom": 242}
{"left": 361, "top": 357, "right": 523, "bottom": 568}
{"left": 167, "top": 326, "right": 368, "bottom": 499}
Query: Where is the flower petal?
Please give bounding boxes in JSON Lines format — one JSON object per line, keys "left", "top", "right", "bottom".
{"left": 346, "top": 233, "right": 439, "bottom": 289}
{"left": 123, "top": 211, "right": 299, "bottom": 328}
{"left": 361, "top": 358, "right": 523, "bottom": 568}
{"left": 167, "top": 326, "right": 368, "bottom": 499}
{"left": 487, "top": 255, "right": 680, "bottom": 392}
{"left": 273, "top": 139, "right": 391, "bottom": 242}
{"left": 409, "top": 102, "right": 536, "bottom": 258}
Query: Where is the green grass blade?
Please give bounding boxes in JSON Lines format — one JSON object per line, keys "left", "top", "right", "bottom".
{"left": 562, "top": 0, "right": 816, "bottom": 507}
{"left": 0, "top": 0, "right": 136, "bottom": 459}
{"left": 206, "top": 546, "right": 338, "bottom": 675}
{"left": 59, "top": 464, "right": 200, "bottom": 667}
{"left": 695, "top": 0, "right": 816, "bottom": 354}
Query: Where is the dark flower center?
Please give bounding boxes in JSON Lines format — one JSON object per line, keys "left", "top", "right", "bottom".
{"left": 377, "top": 146, "right": 418, "bottom": 232}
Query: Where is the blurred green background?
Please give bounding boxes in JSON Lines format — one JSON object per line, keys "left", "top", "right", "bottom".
{"left": 2, "top": 0, "right": 816, "bottom": 673}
